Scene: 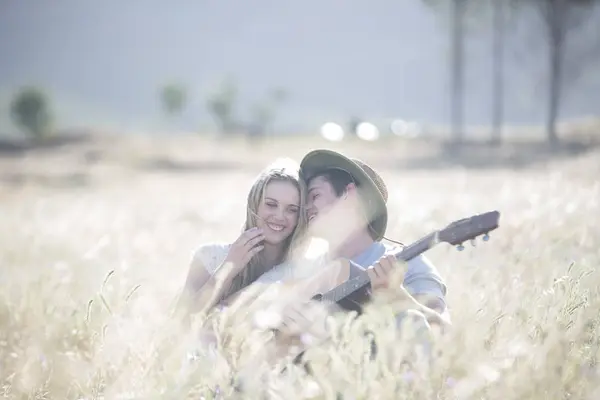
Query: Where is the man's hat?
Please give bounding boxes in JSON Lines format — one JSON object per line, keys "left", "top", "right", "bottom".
{"left": 300, "top": 149, "right": 388, "bottom": 241}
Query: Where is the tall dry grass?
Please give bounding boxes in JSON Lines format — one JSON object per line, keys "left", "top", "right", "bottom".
{"left": 1, "top": 135, "right": 599, "bottom": 399}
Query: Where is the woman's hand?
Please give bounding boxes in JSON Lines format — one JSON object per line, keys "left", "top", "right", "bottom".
{"left": 221, "top": 227, "right": 265, "bottom": 279}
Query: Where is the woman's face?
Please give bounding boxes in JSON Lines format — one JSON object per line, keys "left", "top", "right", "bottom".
{"left": 255, "top": 180, "right": 301, "bottom": 245}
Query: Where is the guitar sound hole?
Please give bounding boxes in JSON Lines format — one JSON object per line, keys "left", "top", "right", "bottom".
{"left": 311, "top": 293, "right": 323, "bottom": 301}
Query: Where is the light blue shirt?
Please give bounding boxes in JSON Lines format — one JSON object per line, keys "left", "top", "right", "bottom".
{"left": 348, "top": 241, "right": 447, "bottom": 310}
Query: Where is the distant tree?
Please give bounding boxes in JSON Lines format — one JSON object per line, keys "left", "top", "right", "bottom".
{"left": 160, "top": 83, "right": 187, "bottom": 119}
{"left": 466, "top": 0, "right": 514, "bottom": 146}
{"left": 490, "top": 0, "right": 507, "bottom": 146}
{"left": 459, "top": 0, "right": 512, "bottom": 146}
{"left": 423, "top": 0, "right": 473, "bottom": 146}
{"left": 206, "top": 76, "right": 238, "bottom": 135}
{"left": 424, "top": 0, "right": 600, "bottom": 146}
{"left": 10, "top": 87, "right": 52, "bottom": 139}
{"left": 450, "top": 0, "right": 468, "bottom": 146}
{"left": 513, "top": 0, "right": 600, "bottom": 145}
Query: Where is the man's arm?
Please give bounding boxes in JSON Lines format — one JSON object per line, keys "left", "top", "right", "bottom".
{"left": 413, "top": 294, "right": 446, "bottom": 315}
{"left": 403, "top": 255, "right": 447, "bottom": 309}
{"left": 402, "top": 255, "right": 449, "bottom": 324}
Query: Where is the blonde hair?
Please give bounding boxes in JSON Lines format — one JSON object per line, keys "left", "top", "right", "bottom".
{"left": 224, "top": 158, "right": 308, "bottom": 298}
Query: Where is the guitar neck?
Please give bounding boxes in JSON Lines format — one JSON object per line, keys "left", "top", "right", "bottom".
{"left": 320, "top": 231, "right": 441, "bottom": 304}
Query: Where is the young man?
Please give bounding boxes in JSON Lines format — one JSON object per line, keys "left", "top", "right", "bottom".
{"left": 301, "top": 149, "right": 448, "bottom": 316}
{"left": 274, "top": 149, "right": 450, "bottom": 348}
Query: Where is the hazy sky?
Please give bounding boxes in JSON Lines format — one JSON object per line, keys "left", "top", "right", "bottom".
{"left": 1, "top": 0, "right": 599, "bottom": 133}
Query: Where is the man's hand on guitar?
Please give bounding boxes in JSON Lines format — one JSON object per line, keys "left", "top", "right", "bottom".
{"left": 366, "top": 254, "right": 407, "bottom": 291}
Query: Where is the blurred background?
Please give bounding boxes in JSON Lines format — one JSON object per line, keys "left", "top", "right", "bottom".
{"left": 1, "top": 0, "right": 599, "bottom": 149}
{"left": 2, "top": 4, "right": 600, "bottom": 397}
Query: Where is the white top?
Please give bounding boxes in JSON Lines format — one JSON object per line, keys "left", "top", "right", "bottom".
{"left": 190, "top": 242, "right": 303, "bottom": 285}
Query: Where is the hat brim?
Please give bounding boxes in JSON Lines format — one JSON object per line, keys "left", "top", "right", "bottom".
{"left": 300, "top": 149, "right": 388, "bottom": 241}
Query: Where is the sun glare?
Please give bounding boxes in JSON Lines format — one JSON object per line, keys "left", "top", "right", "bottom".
{"left": 320, "top": 122, "right": 344, "bottom": 142}
{"left": 356, "top": 122, "right": 380, "bottom": 141}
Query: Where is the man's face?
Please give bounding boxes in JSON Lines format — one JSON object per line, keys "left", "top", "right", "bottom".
{"left": 306, "top": 175, "right": 354, "bottom": 240}
{"left": 306, "top": 176, "right": 339, "bottom": 222}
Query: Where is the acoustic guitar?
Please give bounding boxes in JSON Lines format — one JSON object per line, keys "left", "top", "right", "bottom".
{"left": 261, "top": 210, "right": 501, "bottom": 372}
{"left": 310, "top": 210, "right": 501, "bottom": 313}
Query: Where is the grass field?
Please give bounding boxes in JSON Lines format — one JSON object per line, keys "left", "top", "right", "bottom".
{"left": 1, "top": 133, "right": 600, "bottom": 399}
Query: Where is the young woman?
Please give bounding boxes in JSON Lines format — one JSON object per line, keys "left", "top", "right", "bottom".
{"left": 176, "top": 158, "right": 309, "bottom": 319}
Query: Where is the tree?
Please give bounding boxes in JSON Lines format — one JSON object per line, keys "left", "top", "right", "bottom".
{"left": 424, "top": 0, "right": 599, "bottom": 146}
{"left": 491, "top": 0, "right": 507, "bottom": 146}
{"left": 206, "top": 76, "right": 238, "bottom": 135}
{"left": 160, "top": 83, "right": 187, "bottom": 119}
{"left": 10, "top": 87, "right": 52, "bottom": 139}
{"left": 514, "top": 0, "right": 600, "bottom": 145}
{"left": 450, "top": 0, "right": 468, "bottom": 146}
{"left": 467, "top": 0, "right": 513, "bottom": 146}
{"left": 473, "top": 0, "right": 520, "bottom": 146}
{"left": 423, "top": 0, "right": 476, "bottom": 146}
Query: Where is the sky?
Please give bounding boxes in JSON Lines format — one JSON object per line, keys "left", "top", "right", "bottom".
{"left": 1, "top": 0, "right": 599, "bottom": 134}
